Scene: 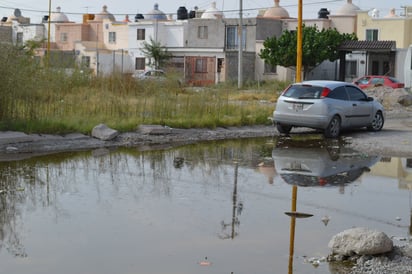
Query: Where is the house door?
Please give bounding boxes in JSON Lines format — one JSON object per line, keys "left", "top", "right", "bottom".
{"left": 372, "top": 61, "right": 379, "bottom": 75}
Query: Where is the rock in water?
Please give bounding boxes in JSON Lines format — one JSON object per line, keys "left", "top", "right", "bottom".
{"left": 328, "top": 227, "right": 393, "bottom": 256}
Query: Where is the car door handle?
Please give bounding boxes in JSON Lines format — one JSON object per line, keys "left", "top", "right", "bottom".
{"left": 352, "top": 103, "right": 357, "bottom": 106}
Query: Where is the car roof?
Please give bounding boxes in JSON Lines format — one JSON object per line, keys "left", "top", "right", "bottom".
{"left": 360, "top": 75, "right": 393, "bottom": 79}
{"left": 297, "top": 80, "right": 355, "bottom": 89}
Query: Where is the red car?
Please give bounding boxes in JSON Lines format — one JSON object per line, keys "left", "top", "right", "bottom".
{"left": 353, "top": 75, "right": 404, "bottom": 89}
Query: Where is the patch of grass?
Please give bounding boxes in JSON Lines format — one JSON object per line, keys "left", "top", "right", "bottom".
{"left": 0, "top": 44, "right": 285, "bottom": 134}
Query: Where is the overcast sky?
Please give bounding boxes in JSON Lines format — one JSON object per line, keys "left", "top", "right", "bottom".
{"left": 0, "top": 0, "right": 410, "bottom": 23}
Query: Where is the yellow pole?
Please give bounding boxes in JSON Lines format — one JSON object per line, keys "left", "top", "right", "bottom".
{"left": 47, "top": 0, "right": 51, "bottom": 66}
{"left": 296, "top": 0, "right": 303, "bottom": 82}
{"left": 289, "top": 4, "right": 302, "bottom": 270}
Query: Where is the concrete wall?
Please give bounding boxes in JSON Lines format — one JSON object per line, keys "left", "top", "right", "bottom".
{"left": 103, "top": 21, "right": 128, "bottom": 51}
{"left": 255, "top": 17, "right": 283, "bottom": 41}
{"left": 186, "top": 18, "right": 224, "bottom": 48}
{"left": 55, "top": 23, "right": 89, "bottom": 51}
{"left": 0, "top": 26, "right": 12, "bottom": 43}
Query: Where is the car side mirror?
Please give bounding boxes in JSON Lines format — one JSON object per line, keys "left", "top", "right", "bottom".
{"left": 367, "top": 97, "right": 374, "bottom": 101}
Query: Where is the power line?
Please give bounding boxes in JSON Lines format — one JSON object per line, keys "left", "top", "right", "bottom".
{"left": 0, "top": 0, "right": 343, "bottom": 17}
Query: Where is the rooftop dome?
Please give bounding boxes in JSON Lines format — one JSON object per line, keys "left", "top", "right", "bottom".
{"left": 263, "top": 0, "right": 290, "bottom": 18}
{"left": 146, "top": 3, "right": 167, "bottom": 20}
{"left": 50, "top": 7, "right": 69, "bottom": 22}
{"left": 334, "top": 0, "right": 360, "bottom": 16}
{"left": 94, "top": 5, "right": 116, "bottom": 21}
{"left": 201, "top": 2, "right": 224, "bottom": 19}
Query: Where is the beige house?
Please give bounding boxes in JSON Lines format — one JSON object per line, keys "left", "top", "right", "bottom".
{"left": 356, "top": 8, "right": 412, "bottom": 87}
{"left": 357, "top": 9, "right": 412, "bottom": 49}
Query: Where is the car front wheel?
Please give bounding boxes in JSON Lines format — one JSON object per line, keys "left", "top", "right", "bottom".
{"left": 367, "top": 111, "right": 384, "bottom": 131}
{"left": 276, "top": 123, "right": 292, "bottom": 134}
{"left": 324, "top": 115, "right": 341, "bottom": 138}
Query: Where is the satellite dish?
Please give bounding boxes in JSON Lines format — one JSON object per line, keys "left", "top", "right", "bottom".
{"left": 14, "top": 9, "right": 21, "bottom": 17}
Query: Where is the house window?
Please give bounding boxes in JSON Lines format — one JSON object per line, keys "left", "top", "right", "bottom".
{"left": 195, "top": 58, "right": 207, "bottom": 73}
{"left": 366, "top": 29, "right": 378, "bottom": 41}
{"left": 60, "top": 33, "right": 68, "bottom": 43}
{"left": 109, "top": 32, "right": 116, "bottom": 43}
{"left": 226, "top": 25, "right": 246, "bottom": 50}
{"left": 264, "top": 62, "right": 277, "bottom": 74}
{"left": 198, "top": 26, "right": 208, "bottom": 39}
{"left": 137, "top": 29, "right": 145, "bottom": 40}
{"left": 345, "top": 60, "right": 357, "bottom": 77}
{"left": 82, "top": 56, "right": 90, "bottom": 68}
{"left": 135, "top": 57, "right": 145, "bottom": 70}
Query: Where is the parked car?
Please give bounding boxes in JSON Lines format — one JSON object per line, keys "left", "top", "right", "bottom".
{"left": 133, "top": 69, "right": 166, "bottom": 80}
{"left": 353, "top": 75, "right": 404, "bottom": 89}
{"left": 273, "top": 80, "right": 385, "bottom": 138}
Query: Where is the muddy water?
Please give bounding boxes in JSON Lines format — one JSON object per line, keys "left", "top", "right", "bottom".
{"left": 0, "top": 138, "right": 411, "bottom": 274}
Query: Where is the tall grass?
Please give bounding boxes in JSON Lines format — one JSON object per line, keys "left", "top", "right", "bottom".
{"left": 0, "top": 44, "right": 286, "bottom": 134}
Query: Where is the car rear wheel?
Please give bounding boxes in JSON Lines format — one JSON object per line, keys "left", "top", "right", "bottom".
{"left": 324, "top": 115, "right": 341, "bottom": 138}
{"left": 276, "top": 123, "right": 292, "bottom": 134}
{"left": 367, "top": 111, "right": 384, "bottom": 131}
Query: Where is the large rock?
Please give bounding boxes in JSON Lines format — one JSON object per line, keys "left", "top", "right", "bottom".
{"left": 91, "top": 124, "right": 119, "bottom": 141}
{"left": 398, "top": 94, "right": 412, "bottom": 107}
{"left": 328, "top": 227, "right": 393, "bottom": 256}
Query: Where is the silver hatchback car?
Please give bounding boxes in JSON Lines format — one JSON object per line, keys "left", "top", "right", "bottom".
{"left": 273, "top": 80, "right": 385, "bottom": 138}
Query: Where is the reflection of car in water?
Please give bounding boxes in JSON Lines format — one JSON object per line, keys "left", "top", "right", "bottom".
{"left": 272, "top": 145, "right": 381, "bottom": 187}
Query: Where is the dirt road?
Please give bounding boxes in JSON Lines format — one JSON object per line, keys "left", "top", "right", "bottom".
{"left": 0, "top": 113, "right": 411, "bottom": 161}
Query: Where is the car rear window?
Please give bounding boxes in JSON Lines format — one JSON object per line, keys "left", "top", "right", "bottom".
{"left": 282, "top": 85, "right": 323, "bottom": 99}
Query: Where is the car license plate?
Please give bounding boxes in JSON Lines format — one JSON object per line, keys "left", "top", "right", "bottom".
{"left": 293, "top": 103, "right": 303, "bottom": 111}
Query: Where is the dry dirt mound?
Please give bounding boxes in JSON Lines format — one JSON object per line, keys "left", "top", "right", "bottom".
{"left": 363, "top": 86, "right": 412, "bottom": 117}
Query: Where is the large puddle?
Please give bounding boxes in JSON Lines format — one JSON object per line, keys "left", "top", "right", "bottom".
{"left": 0, "top": 137, "right": 411, "bottom": 274}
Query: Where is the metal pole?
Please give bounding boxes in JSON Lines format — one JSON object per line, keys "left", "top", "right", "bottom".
{"left": 238, "top": 0, "right": 243, "bottom": 89}
{"left": 121, "top": 49, "right": 124, "bottom": 74}
{"left": 296, "top": 0, "right": 303, "bottom": 82}
{"left": 96, "top": 24, "right": 99, "bottom": 76}
{"left": 47, "top": 0, "right": 51, "bottom": 66}
{"left": 113, "top": 51, "right": 115, "bottom": 74}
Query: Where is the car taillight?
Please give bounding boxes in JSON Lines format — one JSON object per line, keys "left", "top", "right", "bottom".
{"left": 320, "top": 87, "right": 331, "bottom": 98}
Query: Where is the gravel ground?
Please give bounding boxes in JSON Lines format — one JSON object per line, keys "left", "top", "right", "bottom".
{"left": 346, "top": 246, "right": 412, "bottom": 274}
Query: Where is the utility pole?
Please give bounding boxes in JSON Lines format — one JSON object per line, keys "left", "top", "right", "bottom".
{"left": 288, "top": 2, "right": 304, "bottom": 273}
{"left": 47, "top": 0, "right": 51, "bottom": 67}
{"left": 96, "top": 24, "right": 99, "bottom": 76}
{"left": 237, "top": 0, "right": 243, "bottom": 89}
{"left": 296, "top": 0, "right": 303, "bottom": 82}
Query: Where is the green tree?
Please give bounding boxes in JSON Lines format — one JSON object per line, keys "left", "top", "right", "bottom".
{"left": 259, "top": 25, "right": 357, "bottom": 79}
{"left": 21, "top": 39, "right": 45, "bottom": 56}
{"left": 141, "top": 38, "right": 172, "bottom": 69}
